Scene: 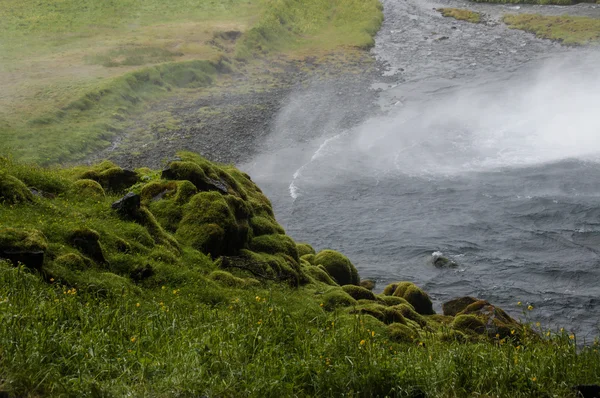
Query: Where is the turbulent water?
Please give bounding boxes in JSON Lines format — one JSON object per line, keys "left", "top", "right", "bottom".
{"left": 243, "top": 0, "right": 600, "bottom": 338}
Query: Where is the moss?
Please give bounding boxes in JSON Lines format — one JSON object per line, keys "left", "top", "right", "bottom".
{"left": 209, "top": 270, "right": 247, "bottom": 288}
{"left": 391, "top": 304, "right": 427, "bottom": 327}
{"left": 438, "top": 329, "right": 468, "bottom": 343}
{"left": 377, "top": 295, "right": 412, "bottom": 307}
{"left": 382, "top": 282, "right": 399, "bottom": 296}
{"left": 250, "top": 216, "right": 285, "bottom": 236}
{"left": 386, "top": 281, "right": 434, "bottom": 315}
{"left": 305, "top": 265, "right": 338, "bottom": 286}
{"left": 301, "top": 254, "right": 315, "bottom": 265}
{"left": 174, "top": 180, "right": 198, "bottom": 204}
{"left": 359, "top": 279, "right": 376, "bottom": 291}
{"left": 404, "top": 284, "right": 435, "bottom": 315}
{"left": 388, "top": 323, "right": 417, "bottom": 343}
{"left": 453, "top": 314, "right": 486, "bottom": 334}
{"left": 72, "top": 179, "right": 105, "bottom": 198}
{"left": 342, "top": 285, "right": 377, "bottom": 301}
{"left": 234, "top": 250, "right": 307, "bottom": 286}
{"left": 149, "top": 246, "right": 179, "bottom": 264}
{"left": 0, "top": 227, "right": 48, "bottom": 252}
{"left": 249, "top": 234, "right": 299, "bottom": 261}
{"left": 176, "top": 191, "right": 242, "bottom": 257}
{"left": 0, "top": 172, "right": 34, "bottom": 204}
{"left": 438, "top": 8, "right": 481, "bottom": 23}
{"left": 314, "top": 249, "right": 359, "bottom": 286}
{"left": 296, "top": 242, "right": 316, "bottom": 257}
{"left": 140, "top": 181, "right": 176, "bottom": 202}
{"left": 82, "top": 163, "right": 138, "bottom": 192}
{"left": 54, "top": 253, "right": 87, "bottom": 271}
{"left": 321, "top": 288, "right": 357, "bottom": 311}
{"left": 352, "top": 303, "right": 407, "bottom": 325}
{"left": 458, "top": 299, "right": 522, "bottom": 339}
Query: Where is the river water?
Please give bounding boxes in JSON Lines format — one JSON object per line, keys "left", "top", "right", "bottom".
{"left": 243, "top": 0, "right": 600, "bottom": 339}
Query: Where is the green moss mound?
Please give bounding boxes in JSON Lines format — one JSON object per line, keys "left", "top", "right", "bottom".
{"left": 249, "top": 234, "right": 299, "bottom": 261}
{"left": 452, "top": 314, "right": 486, "bottom": 335}
{"left": 209, "top": 270, "right": 249, "bottom": 288}
{"left": 342, "top": 285, "right": 376, "bottom": 301}
{"left": 388, "top": 323, "right": 417, "bottom": 343}
{"left": 384, "top": 281, "right": 435, "bottom": 315}
{"left": 305, "top": 265, "right": 338, "bottom": 286}
{"left": 314, "top": 249, "right": 359, "bottom": 286}
{"left": 442, "top": 296, "right": 478, "bottom": 316}
{"left": 54, "top": 253, "right": 87, "bottom": 271}
{"left": 296, "top": 242, "right": 316, "bottom": 257}
{"left": 80, "top": 161, "right": 138, "bottom": 192}
{"left": 301, "top": 253, "right": 315, "bottom": 265}
{"left": 352, "top": 303, "right": 407, "bottom": 325}
{"left": 0, "top": 227, "right": 48, "bottom": 252}
{"left": 377, "top": 295, "right": 411, "bottom": 307}
{"left": 321, "top": 288, "right": 357, "bottom": 311}
{"left": 0, "top": 172, "right": 34, "bottom": 204}
{"left": 72, "top": 179, "right": 105, "bottom": 198}
{"left": 391, "top": 304, "right": 427, "bottom": 327}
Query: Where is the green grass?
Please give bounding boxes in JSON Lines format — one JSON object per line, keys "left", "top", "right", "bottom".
{"left": 438, "top": 8, "right": 482, "bottom": 23}
{"left": 0, "top": 0, "right": 383, "bottom": 166}
{"left": 504, "top": 14, "right": 600, "bottom": 45}
{"left": 1, "top": 152, "right": 599, "bottom": 396}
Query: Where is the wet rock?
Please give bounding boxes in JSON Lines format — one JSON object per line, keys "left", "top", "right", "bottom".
{"left": 360, "top": 279, "right": 377, "bottom": 291}
{"left": 0, "top": 228, "right": 48, "bottom": 270}
{"left": 443, "top": 296, "right": 478, "bottom": 316}
{"left": 111, "top": 192, "right": 141, "bottom": 218}
{"left": 69, "top": 228, "right": 107, "bottom": 264}
{"left": 431, "top": 251, "right": 457, "bottom": 268}
{"left": 573, "top": 385, "right": 600, "bottom": 398}
{"left": 459, "top": 299, "right": 521, "bottom": 338}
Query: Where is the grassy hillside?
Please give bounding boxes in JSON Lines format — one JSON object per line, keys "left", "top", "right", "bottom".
{"left": 1, "top": 152, "right": 599, "bottom": 396}
{"left": 504, "top": 14, "right": 600, "bottom": 45}
{"left": 0, "top": 0, "right": 382, "bottom": 165}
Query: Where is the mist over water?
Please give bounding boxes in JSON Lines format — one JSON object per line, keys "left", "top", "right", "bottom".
{"left": 244, "top": 52, "right": 600, "bottom": 338}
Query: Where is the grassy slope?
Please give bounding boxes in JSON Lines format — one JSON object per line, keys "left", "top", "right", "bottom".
{"left": 504, "top": 14, "right": 600, "bottom": 45}
{"left": 0, "top": 0, "right": 382, "bottom": 165}
{"left": 0, "top": 153, "right": 599, "bottom": 397}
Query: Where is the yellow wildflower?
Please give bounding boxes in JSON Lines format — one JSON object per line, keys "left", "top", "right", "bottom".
{"left": 569, "top": 334, "right": 575, "bottom": 340}
{"left": 320, "top": 303, "right": 324, "bottom": 307}
{"left": 511, "top": 330, "right": 515, "bottom": 335}
{"left": 527, "top": 305, "right": 534, "bottom": 311}
{"left": 517, "top": 301, "right": 522, "bottom": 306}
{"left": 130, "top": 337, "right": 136, "bottom": 343}
{"left": 359, "top": 340, "right": 366, "bottom": 346}
{"left": 136, "top": 302, "right": 141, "bottom": 308}
{"left": 536, "top": 322, "right": 541, "bottom": 327}
{"left": 371, "top": 331, "right": 375, "bottom": 337}
{"left": 532, "top": 377, "right": 537, "bottom": 382}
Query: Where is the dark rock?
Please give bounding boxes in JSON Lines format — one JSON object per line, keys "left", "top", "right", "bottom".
{"left": 359, "top": 279, "right": 376, "bottom": 291}
{"left": 0, "top": 250, "right": 44, "bottom": 270}
{"left": 69, "top": 229, "right": 107, "bottom": 264}
{"left": 111, "top": 192, "right": 141, "bottom": 218}
{"left": 574, "top": 385, "right": 600, "bottom": 398}
{"left": 29, "top": 188, "right": 56, "bottom": 199}
{"left": 432, "top": 252, "right": 458, "bottom": 268}
{"left": 443, "top": 296, "right": 478, "bottom": 316}
{"left": 151, "top": 189, "right": 173, "bottom": 202}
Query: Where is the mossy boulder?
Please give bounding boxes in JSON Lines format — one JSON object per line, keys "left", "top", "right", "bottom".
{"left": 81, "top": 162, "right": 138, "bottom": 192}
{"left": 72, "top": 179, "right": 105, "bottom": 198}
{"left": 391, "top": 304, "right": 427, "bottom": 327}
{"left": 359, "top": 279, "right": 376, "bottom": 291}
{"left": 321, "top": 288, "right": 357, "bottom": 311}
{"left": 296, "top": 243, "right": 316, "bottom": 257}
{"left": 250, "top": 216, "right": 285, "bottom": 236}
{"left": 458, "top": 299, "right": 522, "bottom": 339}
{"left": 301, "top": 254, "right": 315, "bottom": 265}
{"left": 176, "top": 191, "right": 245, "bottom": 257}
{"left": 377, "top": 295, "right": 412, "bottom": 307}
{"left": 161, "top": 161, "right": 228, "bottom": 194}
{"left": 305, "top": 265, "right": 338, "bottom": 286}
{"left": 342, "top": 285, "right": 377, "bottom": 301}
{"left": 384, "top": 281, "right": 434, "bottom": 315}
{"left": 352, "top": 303, "right": 407, "bottom": 325}
{"left": 314, "top": 249, "right": 359, "bottom": 286}
{"left": 0, "top": 227, "right": 48, "bottom": 269}
{"left": 388, "top": 323, "right": 417, "bottom": 343}
{"left": 69, "top": 228, "right": 107, "bottom": 264}
{"left": 249, "top": 234, "right": 299, "bottom": 261}
{"left": 452, "top": 314, "right": 486, "bottom": 335}
{"left": 226, "top": 250, "right": 307, "bottom": 287}
{"left": 140, "top": 181, "right": 177, "bottom": 202}
{"left": 442, "top": 296, "right": 478, "bottom": 317}
{"left": 209, "top": 270, "right": 248, "bottom": 288}
{"left": 0, "top": 172, "right": 34, "bottom": 204}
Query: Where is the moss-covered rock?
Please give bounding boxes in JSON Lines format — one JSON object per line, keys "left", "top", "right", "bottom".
{"left": 249, "top": 234, "right": 299, "bottom": 261}
{"left": 321, "top": 288, "right": 357, "bottom": 311}
{"left": 387, "top": 323, "right": 417, "bottom": 343}
{"left": 301, "top": 254, "right": 315, "bottom": 265}
{"left": 305, "top": 265, "right": 338, "bottom": 286}
{"left": 81, "top": 162, "right": 138, "bottom": 192}
{"left": 391, "top": 304, "right": 427, "bottom": 327}
{"left": 209, "top": 270, "right": 247, "bottom": 288}
{"left": 0, "top": 172, "right": 34, "bottom": 204}
{"left": 442, "top": 296, "right": 478, "bottom": 317}
{"left": 314, "top": 249, "right": 359, "bottom": 286}
{"left": 377, "top": 295, "right": 412, "bottom": 307}
{"left": 140, "top": 181, "right": 177, "bottom": 202}
{"left": 250, "top": 216, "right": 285, "bottom": 236}
{"left": 69, "top": 228, "right": 106, "bottom": 264}
{"left": 176, "top": 191, "right": 244, "bottom": 257}
{"left": 351, "top": 303, "right": 407, "bottom": 325}
{"left": 458, "top": 299, "right": 522, "bottom": 339}
{"left": 227, "top": 250, "right": 307, "bottom": 287}
{"left": 0, "top": 227, "right": 48, "bottom": 269}
{"left": 359, "top": 279, "right": 376, "bottom": 291}
{"left": 452, "top": 314, "right": 486, "bottom": 335}
{"left": 342, "top": 285, "right": 377, "bottom": 301}
{"left": 72, "top": 179, "right": 105, "bottom": 198}
{"left": 385, "top": 281, "right": 434, "bottom": 315}
{"left": 296, "top": 243, "right": 316, "bottom": 257}
{"left": 161, "top": 161, "right": 228, "bottom": 194}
